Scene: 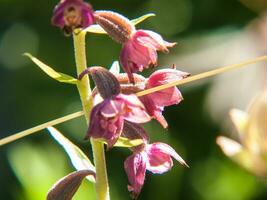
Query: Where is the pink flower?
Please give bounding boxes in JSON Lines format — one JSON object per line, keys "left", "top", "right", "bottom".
{"left": 140, "top": 68, "right": 190, "bottom": 128}
{"left": 51, "top": 0, "right": 94, "bottom": 35}
{"left": 120, "top": 30, "right": 176, "bottom": 83}
{"left": 124, "top": 142, "right": 188, "bottom": 198}
{"left": 86, "top": 94, "right": 151, "bottom": 148}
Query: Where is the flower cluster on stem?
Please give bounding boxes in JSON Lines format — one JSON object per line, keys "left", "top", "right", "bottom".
{"left": 51, "top": 0, "right": 188, "bottom": 199}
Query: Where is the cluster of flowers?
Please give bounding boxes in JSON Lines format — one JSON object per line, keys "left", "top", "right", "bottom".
{"left": 52, "top": 0, "right": 189, "bottom": 198}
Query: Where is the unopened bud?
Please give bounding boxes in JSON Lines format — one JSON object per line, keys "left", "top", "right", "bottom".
{"left": 94, "top": 10, "right": 135, "bottom": 43}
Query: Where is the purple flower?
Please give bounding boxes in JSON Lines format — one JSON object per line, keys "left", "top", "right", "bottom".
{"left": 51, "top": 0, "right": 94, "bottom": 35}
{"left": 86, "top": 94, "right": 151, "bottom": 148}
{"left": 120, "top": 30, "right": 176, "bottom": 83}
{"left": 140, "top": 68, "right": 190, "bottom": 128}
{"left": 124, "top": 142, "right": 188, "bottom": 198}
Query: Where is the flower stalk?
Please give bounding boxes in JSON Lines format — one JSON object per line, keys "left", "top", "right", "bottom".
{"left": 73, "top": 31, "right": 110, "bottom": 200}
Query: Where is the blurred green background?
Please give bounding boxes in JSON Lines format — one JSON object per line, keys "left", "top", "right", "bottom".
{"left": 1, "top": 0, "right": 267, "bottom": 199}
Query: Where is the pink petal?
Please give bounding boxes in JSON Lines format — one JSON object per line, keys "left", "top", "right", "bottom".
{"left": 146, "top": 143, "right": 188, "bottom": 173}
{"left": 147, "top": 87, "right": 183, "bottom": 107}
{"left": 139, "top": 96, "right": 168, "bottom": 128}
{"left": 124, "top": 152, "right": 147, "bottom": 198}
{"left": 86, "top": 101, "right": 124, "bottom": 148}
{"left": 135, "top": 30, "right": 176, "bottom": 52}
{"left": 116, "top": 94, "right": 151, "bottom": 123}
{"left": 147, "top": 68, "right": 190, "bottom": 88}
{"left": 100, "top": 99, "right": 121, "bottom": 118}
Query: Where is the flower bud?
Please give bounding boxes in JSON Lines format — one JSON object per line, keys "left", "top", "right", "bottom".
{"left": 94, "top": 11, "right": 135, "bottom": 43}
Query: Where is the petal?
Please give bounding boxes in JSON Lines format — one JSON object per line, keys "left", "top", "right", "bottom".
{"left": 144, "top": 68, "right": 189, "bottom": 108}
{"left": 135, "top": 30, "right": 176, "bottom": 52}
{"left": 147, "top": 87, "right": 183, "bottom": 107}
{"left": 86, "top": 103, "right": 104, "bottom": 139}
{"left": 147, "top": 68, "right": 190, "bottom": 88}
{"left": 86, "top": 102, "right": 124, "bottom": 148}
{"left": 120, "top": 35, "right": 156, "bottom": 83}
{"left": 103, "top": 117, "right": 124, "bottom": 148}
{"left": 51, "top": 1, "right": 66, "bottom": 28}
{"left": 139, "top": 96, "right": 168, "bottom": 128}
{"left": 124, "top": 152, "right": 147, "bottom": 198}
{"left": 116, "top": 94, "right": 151, "bottom": 123}
{"left": 100, "top": 99, "right": 121, "bottom": 118}
{"left": 146, "top": 143, "right": 188, "bottom": 174}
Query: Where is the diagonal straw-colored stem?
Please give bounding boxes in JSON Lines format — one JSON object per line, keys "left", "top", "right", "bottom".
{"left": 1, "top": 54, "right": 267, "bottom": 146}
{"left": 136, "top": 54, "right": 267, "bottom": 96}
{"left": 0, "top": 111, "right": 84, "bottom": 146}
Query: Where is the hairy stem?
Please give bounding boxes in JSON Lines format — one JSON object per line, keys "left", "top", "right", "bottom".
{"left": 73, "top": 31, "right": 110, "bottom": 200}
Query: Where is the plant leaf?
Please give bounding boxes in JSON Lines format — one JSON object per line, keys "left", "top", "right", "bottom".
{"left": 98, "top": 137, "right": 143, "bottom": 148}
{"left": 47, "top": 127, "right": 95, "bottom": 183}
{"left": 84, "top": 13, "right": 155, "bottom": 34}
{"left": 109, "top": 61, "right": 120, "bottom": 75}
{"left": 130, "top": 13, "right": 156, "bottom": 26}
{"left": 47, "top": 170, "right": 95, "bottom": 200}
{"left": 24, "top": 53, "right": 77, "bottom": 84}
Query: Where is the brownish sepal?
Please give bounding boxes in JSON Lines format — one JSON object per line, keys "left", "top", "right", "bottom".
{"left": 94, "top": 10, "right": 135, "bottom": 43}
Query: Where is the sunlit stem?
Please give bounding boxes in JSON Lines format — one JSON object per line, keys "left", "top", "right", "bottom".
{"left": 73, "top": 30, "right": 110, "bottom": 200}
{"left": 1, "top": 54, "right": 267, "bottom": 146}
{"left": 136, "top": 54, "right": 267, "bottom": 96}
{"left": 0, "top": 111, "right": 84, "bottom": 146}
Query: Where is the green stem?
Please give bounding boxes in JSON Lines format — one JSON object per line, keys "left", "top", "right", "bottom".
{"left": 73, "top": 31, "right": 110, "bottom": 200}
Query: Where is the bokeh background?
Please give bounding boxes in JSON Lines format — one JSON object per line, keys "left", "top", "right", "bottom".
{"left": 1, "top": 0, "right": 267, "bottom": 199}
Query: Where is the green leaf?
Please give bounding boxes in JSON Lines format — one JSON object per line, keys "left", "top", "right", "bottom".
{"left": 24, "top": 53, "right": 77, "bottom": 84}
{"left": 47, "top": 127, "right": 95, "bottom": 183}
{"left": 109, "top": 61, "right": 120, "bottom": 75}
{"left": 84, "top": 13, "right": 155, "bottom": 34}
{"left": 98, "top": 137, "right": 143, "bottom": 148}
{"left": 131, "top": 13, "right": 156, "bottom": 26}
